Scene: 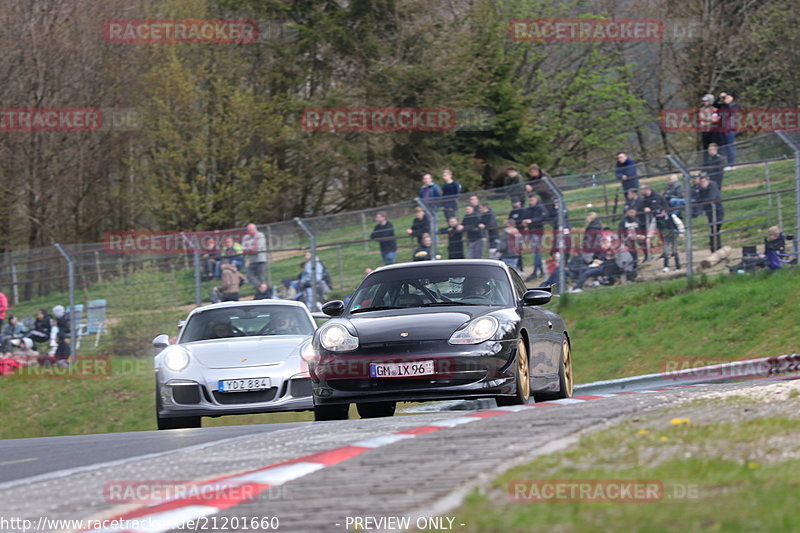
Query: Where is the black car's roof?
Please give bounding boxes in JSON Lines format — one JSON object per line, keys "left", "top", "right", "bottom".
{"left": 372, "top": 259, "right": 510, "bottom": 274}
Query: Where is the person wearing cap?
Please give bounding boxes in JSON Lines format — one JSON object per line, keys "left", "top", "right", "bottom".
{"left": 699, "top": 93, "right": 724, "bottom": 151}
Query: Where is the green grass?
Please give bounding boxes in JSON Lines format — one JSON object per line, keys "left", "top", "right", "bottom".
{"left": 1, "top": 265, "right": 797, "bottom": 439}
{"left": 444, "top": 401, "right": 800, "bottom": 533}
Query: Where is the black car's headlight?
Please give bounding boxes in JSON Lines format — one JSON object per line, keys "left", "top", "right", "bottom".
{"left": 162, "top": 345, "right": 190, "bottom": 372}
{"left": 319, "top": 323, "right": 359, "bottom": 352}
{"left": 449, "top": 316, "right": 500, "bottom": 345}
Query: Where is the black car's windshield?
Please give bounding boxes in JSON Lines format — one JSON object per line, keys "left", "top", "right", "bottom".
{"left": 348, "top": 264, "right": 513, "bottom": 312}
{"left": 181, "top": 305, "right": 315, "bottom": 342}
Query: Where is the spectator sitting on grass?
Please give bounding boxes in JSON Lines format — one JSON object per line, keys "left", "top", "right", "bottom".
{"left": 764, "top": 226, "right": 788, "bottom": 271}
{"left": 24, "top": 309, "right": 51, "bottom": 349}
{"left": 2, "top": 315, "right": 25, "bottom": 353}
{"left": 254, "top": 283, "right": 277, "bottom": 299}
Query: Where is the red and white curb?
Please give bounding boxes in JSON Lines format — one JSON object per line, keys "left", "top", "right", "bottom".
{"left": 86, "top": 386, "right": 698, "bottom": 532}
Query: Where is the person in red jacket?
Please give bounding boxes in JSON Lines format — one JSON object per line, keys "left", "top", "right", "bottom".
{"left": 0, "top": 290, "right": 8, "bottom": 331}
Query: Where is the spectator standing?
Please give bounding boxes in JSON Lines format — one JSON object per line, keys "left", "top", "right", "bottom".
{"left": 526, "top": 164, "right": 554, "bottom": 210}
{"left": 462, "top": 205, "right": 484, "bottom": 259}
{"left": 0, "top": 289, "right": 7, "bottom": 330}
{"left": 370, "top": 212, "right": 398, "bottom": 265}
{"left": 625, "top": 189, "right": 649, "bottom": 261}
{"left": 703, "top": 143, "right": 726, "bottom": 190}
{"left": 439, "top": 217, "right": 465, "bottom": 259}
{"left": 721, "top": 93, "right": 738, "bottom": 167}
{"left": 522, "top": 195, "right": 547, "bottom": 280}
{"left": 412, "top": 234, "right": 435, "bottom": 261}
{"left": 441, "top": 170, "right": 461, "bottom": 220}
{"left": 51, "top": 304, "right": 71, "bottom": 359}
{"left": 496, "top": 219, "right": 524, "bottom": 272}
{"left": 299, "top": 251, "right": 332, "bottom": 306}
{"left": 508, "top": 197, "right": 526, "bottom": 231}
{"left": 503, "top": 167, "right": 524, "bottom": 198}
{"left": 418, "top": 173, "right": 442, "bottom": 211}
{"left": 217, "top": 259, "right": 246, "bottom": 301}
{"left": 478, "top": 203, "right": 499, "bottom": 257}
{"left": 220, "top": 235, "right": 245, "bottom": 271}
{"left": 641, "top": 184, "right": 679, "bottom": 271}
{"left": 615, "top": 152, "right": 640, "bottom": 193}
{"left": 243, "top": 223, "right": 268, "bottom": 289}
{"left": 201, "top": 237, "right": 220, "bottom": 280}
{"left": 699, "top": 94, "right": 724, "bottom": 150}
{"left": 407, "top": 206, "right": 431, "bottom": 244}
{"left": 698, "top": 176, "right": 724, "bottom": 252}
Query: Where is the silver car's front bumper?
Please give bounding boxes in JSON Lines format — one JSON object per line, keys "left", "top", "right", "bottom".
{"left": 157, "top": 367, "right": 313, "bottom": 418}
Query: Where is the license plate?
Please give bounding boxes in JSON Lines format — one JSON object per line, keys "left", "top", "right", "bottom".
{"left": 218, "top": 377, "right": 271, "bottom": 392}
{"left": 369, "top": 360, "right": 435, "bottom": 378}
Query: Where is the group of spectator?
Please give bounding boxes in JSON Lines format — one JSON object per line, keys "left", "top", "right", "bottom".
{"left": 201, "top": 223, "right": 269, "bottom": 301}
{"left": 0, "top": 295, "right": 76, "bottom": 374}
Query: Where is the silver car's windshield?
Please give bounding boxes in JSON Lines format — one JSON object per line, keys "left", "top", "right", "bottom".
{"left": 349, "top": 265, "right": 513, "bottom": 312}
{"left": 181, "top": 305, "right": 314, "bottom": 342}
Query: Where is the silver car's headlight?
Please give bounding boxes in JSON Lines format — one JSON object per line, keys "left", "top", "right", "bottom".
{"left": 319, "top": 323, "right": 359, "bottom": 352}
{"left": 162, "top": 345, "right": 190, "bottom": 372}
{"left": 449, "top": 316, "right": 499, "bottom": 345}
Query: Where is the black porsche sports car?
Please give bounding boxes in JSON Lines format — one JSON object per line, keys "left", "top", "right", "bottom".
{"left": 305, "top": 259, "right": 573, "bottom": 420}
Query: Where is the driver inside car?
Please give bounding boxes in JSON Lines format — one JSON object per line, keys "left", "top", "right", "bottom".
{"left": 209, "top": 320, "right": 234, "bottom": 339}
{"left": 266, "top": 311, "right": 295, "bottom": 335}
{"left": 463, "top": 278, "right": 492, "bottom": 300}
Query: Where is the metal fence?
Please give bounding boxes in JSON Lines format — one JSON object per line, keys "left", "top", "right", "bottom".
{"left": 0, "top": 132, "right": 797, "bottom": 353}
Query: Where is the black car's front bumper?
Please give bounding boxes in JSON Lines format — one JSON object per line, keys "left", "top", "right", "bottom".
{"left": 309, "top": 339, "right": 519, "bottom": 405}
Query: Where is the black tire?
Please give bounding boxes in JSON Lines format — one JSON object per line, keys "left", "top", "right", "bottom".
{"left": 496, "top": 338, "right": 531, "bottom": 406}
{"left": 313, "top": 403, "right": 350, "bottom": 421}
{"left": 356, "top": 401, "right": 396, "bottom": 419}
{"left": 155, "top": 380, "right": 201, "bottom": 430}
{"left": 535, "top": 337, "right": 574, "bottom": 402}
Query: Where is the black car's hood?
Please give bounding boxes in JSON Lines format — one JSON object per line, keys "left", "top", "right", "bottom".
{"left": 347, "top": 307, "right": 491, "bottom": 343}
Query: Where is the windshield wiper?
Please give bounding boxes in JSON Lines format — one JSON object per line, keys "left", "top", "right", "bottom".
{"left": 351, "top": 305, "right": 404, "bottom": 313}
{"left": 419, "top": 301, "right": 484, "bottom": 307}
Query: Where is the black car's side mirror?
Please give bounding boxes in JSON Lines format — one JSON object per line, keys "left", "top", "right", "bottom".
{"left": 321, "top": 300, "right": 345, "bottom": 317}
{"left": 522, "top": 289, "right": 552, "bottom": 306}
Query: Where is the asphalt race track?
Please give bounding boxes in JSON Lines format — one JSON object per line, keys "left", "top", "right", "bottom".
{"left": 0, "top": 379, "right": 790, "bottom": 533}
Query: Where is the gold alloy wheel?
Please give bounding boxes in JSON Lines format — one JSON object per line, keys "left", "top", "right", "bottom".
{"left": 518, "top": 339, "right": 530, "bottom": 400}
{"left": 563, "top": 339, "right": 574, "bottom": 397}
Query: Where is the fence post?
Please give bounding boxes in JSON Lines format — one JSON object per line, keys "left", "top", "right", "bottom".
{"left": 10, "top": 263, "right": 19, "bottom": 305}
{"left": 294, "top": 218, "right": 317, "bottom": 310}
{"left": 361, "top": 212, "right": 370, "bottom": 253}
{"left": 542, "top": 177, "right": 565, "bottom": 294}
{"left": 775, "top": 131, "right": 800, "bottom": 260}
{"left": 414, "top": 198, "right": 438, "bottom": 257}
{"left": 53, "top": 244, "right": 77, "bottom": 358}
{"left": 180, "top": 232, "right": 202, "bottom": 307}
{"left": 94, "top": 250, "right": 103, "bottom": 283}
{"left": 666, "top": 155, "right": 694, "bottom": 282}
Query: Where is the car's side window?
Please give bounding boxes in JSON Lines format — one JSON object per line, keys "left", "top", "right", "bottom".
{"left": 509, "top": 269, "right": 527, "bottom": 299}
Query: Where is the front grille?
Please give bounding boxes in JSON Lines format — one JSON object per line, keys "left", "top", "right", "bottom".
{"left": 172, "top": 384, "right": 201, "bottom": 404}
{"left": 330, "top": 377, "right": 477, "bottom": 392}
{"left": 290, "top": 378, "right": 312, "bottom": 398}
{"left": 212, "top": 388, "right": 278, "bottom": 405}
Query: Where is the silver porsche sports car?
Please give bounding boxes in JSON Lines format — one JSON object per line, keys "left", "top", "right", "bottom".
{"left": 153, "top": 300, "right": 316, "bottom": 429}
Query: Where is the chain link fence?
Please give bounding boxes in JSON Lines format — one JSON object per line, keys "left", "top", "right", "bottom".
{"left": 0, "top": 132, "right": 797, "bottom": 355}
